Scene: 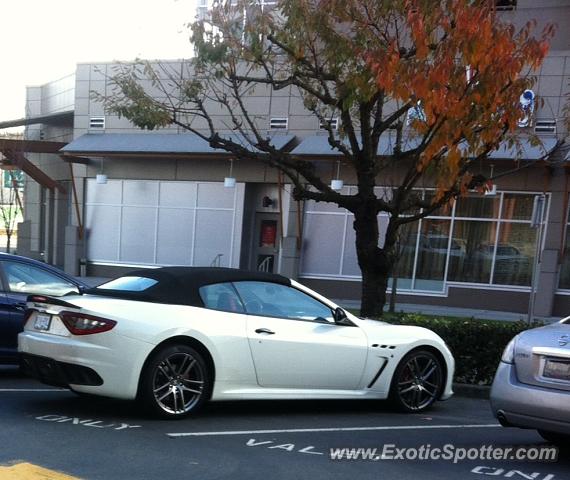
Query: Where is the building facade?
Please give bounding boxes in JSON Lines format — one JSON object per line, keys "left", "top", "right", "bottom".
{"left": 12, "top": 0, "right": 570, "bottom": 316}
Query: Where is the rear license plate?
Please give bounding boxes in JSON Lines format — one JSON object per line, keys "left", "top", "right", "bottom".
{"left": 544, "top": 359, "right": 570, "bottom": 381}
{"left": 34, "top": 313, "right": 52, "bottom": 331}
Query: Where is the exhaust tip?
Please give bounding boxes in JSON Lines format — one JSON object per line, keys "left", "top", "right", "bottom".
{"left": 496, "top": 410, "right": 511, "bottom": 427}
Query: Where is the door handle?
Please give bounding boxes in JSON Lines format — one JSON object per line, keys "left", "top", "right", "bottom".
{"left": 255, "top": 328, "right": 275, "bottom": 335}
{"left": 14, "top": 303, "right": 26, "bottom": 312}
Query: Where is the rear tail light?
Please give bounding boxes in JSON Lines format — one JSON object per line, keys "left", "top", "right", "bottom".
{"left": 60, "top": 312, "right": 117, "bottom": 335}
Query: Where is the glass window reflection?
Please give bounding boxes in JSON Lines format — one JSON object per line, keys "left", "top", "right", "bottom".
{"left": 501, "top": 194, "right": 535, "bottom": 221}
{"left": 447, "top": 221, "right": 497, "bottom": 284}
{"left": 389, "top": 222, "right": 418, "bottom": 290}
{"left": 414, "top": 219, "right": 450, "bottom": 291}
{"left": 492, "top": 223, "right": 535, "bottom": 286}
{"left": 455, "top": 195, "right": 501, "bottom": 219}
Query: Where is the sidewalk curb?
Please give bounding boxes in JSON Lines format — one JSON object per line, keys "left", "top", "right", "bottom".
{"left": 453, "top": 383, "right": 491, "bottom": 399}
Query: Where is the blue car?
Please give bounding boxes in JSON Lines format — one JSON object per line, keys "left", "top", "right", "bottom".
{"left": 0, "top": 253, "right": 87, "bottom": 364}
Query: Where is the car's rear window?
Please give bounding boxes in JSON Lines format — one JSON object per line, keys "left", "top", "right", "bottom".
{"left": 97, "top": 276, "right": 158, "bottom": 292}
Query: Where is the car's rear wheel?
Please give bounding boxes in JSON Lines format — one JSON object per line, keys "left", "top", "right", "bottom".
{"left": 389, "top": 349, "right": 444, "bottom": 413}
{"left": 139, "top": 344, "right": 211, "bottom": 419}
{"left": 538, "top": 430, "right": 570, "bottom": 445}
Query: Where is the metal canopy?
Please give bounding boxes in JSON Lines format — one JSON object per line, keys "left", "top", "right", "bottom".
{"left": 291, "top": 134, "right": 559, "bottom": 161}
{"left": 0, "top": 110, "right": 74, "bottom": 130}
{"left": 60, "top": 133, "right": 296, "bottom": 157}
{"left": 291, "top": 133, "right": 405, "bottom": 157}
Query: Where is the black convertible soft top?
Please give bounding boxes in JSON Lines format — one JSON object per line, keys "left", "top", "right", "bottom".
{"left": 86, "top": 267, "right": 291, "bottom": 307}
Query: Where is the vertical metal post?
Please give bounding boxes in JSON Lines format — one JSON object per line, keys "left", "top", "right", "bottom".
{"left": 528, "top": 194, "right": 546, "bottom": 324}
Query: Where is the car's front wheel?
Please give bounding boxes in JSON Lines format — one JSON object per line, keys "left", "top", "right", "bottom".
{"left": 389, "top": 349, "right": 444, "bottom": 413}
{"left": 139, "top": 344, "right": 211, "bottom": 419}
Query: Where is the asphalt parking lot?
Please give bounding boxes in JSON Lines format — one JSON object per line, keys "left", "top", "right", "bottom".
{"left": 0, "top": 366, "right": 567, "bottom": 480}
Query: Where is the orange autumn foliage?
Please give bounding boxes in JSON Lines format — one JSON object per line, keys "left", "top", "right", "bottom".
{"left": 325, "top": 0, "right": 554, "bottom": 199}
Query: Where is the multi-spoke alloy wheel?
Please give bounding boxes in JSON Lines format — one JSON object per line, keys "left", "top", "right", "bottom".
{"left": 389, "top": 349, "right": 444, "bottom": 413}
{"left": 140, "top": 345, "right": 211, "bottom": 418}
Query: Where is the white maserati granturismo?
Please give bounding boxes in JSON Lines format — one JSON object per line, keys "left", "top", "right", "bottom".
{"left": 19, "top": 267, "right": 454, "bottom": 418}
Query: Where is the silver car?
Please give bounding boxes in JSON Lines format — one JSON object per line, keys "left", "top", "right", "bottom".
{"left": 490, "top": 318, "right": 570, "bottom": 444}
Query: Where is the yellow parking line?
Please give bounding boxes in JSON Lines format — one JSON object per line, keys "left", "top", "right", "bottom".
{"left": 0, "top": 462, "right": 79, "bottom": 479}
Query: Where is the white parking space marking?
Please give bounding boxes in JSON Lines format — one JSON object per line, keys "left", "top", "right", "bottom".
{"left": 0, "top": 389, "right": 67, "bottom": 392}
{"left": 247, "top": 439, "right": 325, "bottom": 455}
{"left": 168, "top": 423, "right": 502, "bottom": 437}
{"left": 36, "top": 415, "right": 141, "bottom": 430}
{"left": 472, "top": 466, "right": 556, "bottom": 479}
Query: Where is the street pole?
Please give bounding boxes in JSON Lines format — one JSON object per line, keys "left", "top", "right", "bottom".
{"left": 528, "top": 194, "right": 545, "bottom": 325}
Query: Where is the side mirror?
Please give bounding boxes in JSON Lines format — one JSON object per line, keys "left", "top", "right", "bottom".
{"left": 333, "top": 307, "right": 351, "bottom": 325}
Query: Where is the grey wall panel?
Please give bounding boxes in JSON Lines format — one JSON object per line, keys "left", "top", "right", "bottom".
{"left": 341, "top": 219, "right": 359, "bottom": 276}
{"left": 85, "top": 205, "right": 121, "bottom": 262}
{"left": 197, "top": 182, "right": 236, "bottom": 209}
{"left": 123, "top": 181, "right": 159, "bottom": 206}
{"left": 231, "top": 183, "right": 246, "bottom": 268}
{"left": 159, "top": 182, "right": 197, "bottom": 208}
{"left": 156, "top": 209, "right": 194, "bottom": 265}
{"left": 85, "top": 180, "right": 123, "bottom": 205}
{"left": 85, "top": 180, "right": 244, "bottom": 267}
{"left": 300, "top": 213, "right": 345, "bottom": 275}
{"left": 193, "top": 209, "right": 234, "bottom": 267}
{"left": 119, "top": 207, "right": 157, "bottom": 263}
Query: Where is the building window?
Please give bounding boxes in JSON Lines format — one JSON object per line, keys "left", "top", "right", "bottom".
{"left": 319, "top": 118, "right": 338, "bottom": 130}
{"left": 89, "top": 117, "right": 105, "bottom": 129}
{"left": 300, "top": 189, "right": 545, "bottom": 292}
{"left": 3, "top": 170, "right": 24, "bottom": 189}
{"left": 494, "top": 0, "right": 516, "bottom": 11}
{"left": 534, "top": 120, "right": 557, "bottom": 135}
{"left": 270, "top": 118, "right": 288, "bottom": 129}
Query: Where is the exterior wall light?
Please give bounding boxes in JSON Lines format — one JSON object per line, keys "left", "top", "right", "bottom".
{"left": 96, "top": 174, "right": 108, "bottom": 184}
{"left": 224, "top": 177, "right": 236, "bottom": 188}
{"left": 262, "top": 196, "right": 275, "bottom": 208}
{"left": 331, "top": 160, "right": 344, "bottom": 191}
{"left": 224, "top": 158, "right": 236, "bottom": 188}
{"left": 484, "top": 164, "right": 497, "bottom": 196}
{"left": 96, "top": 158, "right": 107, "bottom": 184}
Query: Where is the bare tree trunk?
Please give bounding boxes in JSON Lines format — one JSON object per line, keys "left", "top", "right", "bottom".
{"left": 353, "top": 207, "right": 395, "bottom": 318}
{"left": 6, "top": 234, "right": 11, "bottom": 253}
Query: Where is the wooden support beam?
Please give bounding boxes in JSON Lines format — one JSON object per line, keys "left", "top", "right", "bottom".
{"left": 68, "top": 162, "right": 84, "bottom": 240}
{"left": 2, "top": 150, "right": 66, "bottom": 194}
